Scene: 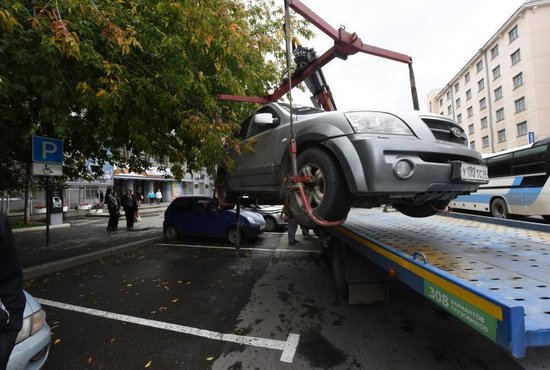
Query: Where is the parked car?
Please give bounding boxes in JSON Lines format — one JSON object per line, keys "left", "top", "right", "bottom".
{"left": 216, "top": 102, "right": 488, "bottom": 228}
{"left": 242, "top": 204, "right": 287, "bottom": 232}
{"left": 163, "top": 196, "right": 265, "bottom": 244}
{"left": 7, "top": 291, "right": 50, "bottom": 370}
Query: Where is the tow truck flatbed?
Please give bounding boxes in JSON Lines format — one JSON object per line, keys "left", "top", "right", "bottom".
{"left": 325, "top": 208, "right": 550, "bottom": 358}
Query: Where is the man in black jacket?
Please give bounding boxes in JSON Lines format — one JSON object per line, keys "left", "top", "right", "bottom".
{"left": 0, "top": 215, "right": 26, "bottom": 368}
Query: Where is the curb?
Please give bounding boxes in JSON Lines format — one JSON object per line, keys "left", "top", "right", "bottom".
{"left": 12, "top": 223, "right": 71, "bottom": 234}
{"left": 23, "top": 235, "right": 165, "bottom": 280}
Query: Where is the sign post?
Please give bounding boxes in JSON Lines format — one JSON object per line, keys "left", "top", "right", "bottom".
{"left": 32, "top": 136, "right": 64, "bottom": 247}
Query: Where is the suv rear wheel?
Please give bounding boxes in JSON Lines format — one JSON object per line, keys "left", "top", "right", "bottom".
{"left": 289, "top": 148, "right": 351, "bottom": 228}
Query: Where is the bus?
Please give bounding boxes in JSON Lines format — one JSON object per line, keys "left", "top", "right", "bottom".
{"left": 448, "top": 138, "right": 550, "bottom": 221}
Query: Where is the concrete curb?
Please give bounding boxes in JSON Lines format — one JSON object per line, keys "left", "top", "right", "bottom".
{"left": 12, "top": 223, "right": 71, "bottom": 234}
{"left": 23, "top": 235, "right": 165, "bottom": 280}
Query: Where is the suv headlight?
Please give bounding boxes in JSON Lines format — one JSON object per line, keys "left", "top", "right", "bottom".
{"left": 345, "top": 112, "right": 413, "bottom": 135}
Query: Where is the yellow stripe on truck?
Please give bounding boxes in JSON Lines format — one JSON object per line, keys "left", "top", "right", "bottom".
{"left": 336, "top": 226, "right": 503, "bottom": 321}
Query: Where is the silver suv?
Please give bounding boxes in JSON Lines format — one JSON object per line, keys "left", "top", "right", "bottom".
{"left": 216, "top": 103, "right": 487, "bottom": 227}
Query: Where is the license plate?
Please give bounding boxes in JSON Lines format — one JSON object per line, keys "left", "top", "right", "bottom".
{"left": 458, "top": 162, "right": 489, "bottom": 183}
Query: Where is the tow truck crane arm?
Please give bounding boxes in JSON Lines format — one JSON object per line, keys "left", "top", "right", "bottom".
{"left": 219, "top": 0, "right": 419, "bottom": 110}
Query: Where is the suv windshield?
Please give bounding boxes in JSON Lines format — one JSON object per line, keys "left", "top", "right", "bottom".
{"left": 278, "top": 103, "right": 323, "bottom": 115}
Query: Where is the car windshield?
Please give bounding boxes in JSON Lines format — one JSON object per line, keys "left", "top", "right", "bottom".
{"left": 278, "top": 103, "right": 323, "bottom": 115}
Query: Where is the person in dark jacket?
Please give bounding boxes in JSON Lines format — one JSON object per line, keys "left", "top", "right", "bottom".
{"left": 120, "top": 189, "right": 138, "bottom": 229}
{"left": 0, "top": 215, "right": 26, "bottom": 368}
{"left": 105, "top": 187, "right": 119, "bottom": 232}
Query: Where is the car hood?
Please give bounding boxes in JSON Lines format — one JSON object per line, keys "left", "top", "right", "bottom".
{"left": 239, "top": 210, "right": 265, "bottom": 223}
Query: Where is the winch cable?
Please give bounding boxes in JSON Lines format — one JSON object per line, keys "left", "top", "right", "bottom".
{"left": 283, "top": 0, "right": 344, "bottom": 227}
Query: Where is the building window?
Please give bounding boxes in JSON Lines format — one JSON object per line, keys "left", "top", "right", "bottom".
{"left": 454, "top": 82, "right": 459, "bottom": 93}
{"left": 515, "top": 97, "right": 526, "bottom": 113}
{"left": 440, "top": 112, "right": 444, "bottom": 116}
{"left": 517, "top": 121, "right": 527, "bottom": 137}
{"left": 498, "top": 129, "right": 506, "bottom": 143}
{"left": 513, "top": 72, "right": 523, "bottom": 89}
{"left": 447, "top": 105, "right": 452, "bottom": 115}
{"left": 479, "top": 97, "right": 486, "bottom": 110}
{"left": 468, "top": 124, "right": 474, "bottom": 134}
{"left": 446, "top": 91, "right": 451, "bottom": 100}
{"left": 490, "top": 44, "right": 499, "bottom": 59}
{"left": 457, "top": 113, "right": 462, "bottom": 123}
{"left": 439, "top": 98, "right": 443, "bottom": 107}
{"left": 494, "top": 86, "right": 503, "bottom": 100}
{"left": 511, "top": 49, "right": 521, "bottom": 65}
{"left": 481, "top": 116, "right": 488, "bottom": 129}
{"left": 466, "top": 89, "right": 472, "bottom": 101}
{"left": 455, "top": 98, "right": 461, "bottom": 108}
{"left": 476, "top": 60, "right": 483, "bottom": 73}
{"left": 470, "top": 141, "right": 476, "bottom": 150}
{"left": 509, "top": 25, "right": 518, "bottom": 43}
{"left": 467, "top": 106, "right": 473, "bottom": 117}
{"left": 496, "top": 108, "right": 504, "bottom": 121}
{"left": 477, "top": 78, "right": 484, "bottom": 91}
{"left": 482, "top": 136, "right": 490, "bottom": 148}
{"left": 492, "top": 65, "right": 500, "bottom": 80}
{"left": 464, "top": 72, "right": 470, "bottom": 83}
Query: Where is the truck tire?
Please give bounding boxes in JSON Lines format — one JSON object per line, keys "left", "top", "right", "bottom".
{"left": 289, "top": 147, "right": 351, "bottom": 229}
{"left": 491, "top": 198, "right": 508, "bottom": 219}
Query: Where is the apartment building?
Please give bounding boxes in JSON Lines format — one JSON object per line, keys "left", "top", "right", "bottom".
{"left": 427, "top": 0, "right": 550, "bottom": 154}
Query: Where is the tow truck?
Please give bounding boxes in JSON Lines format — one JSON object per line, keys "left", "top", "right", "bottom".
{"left": 322, "top": 208, "right": 550, "bottom": 359}
{"left": 218, "top": 0, "right": 550, "bottom": 360}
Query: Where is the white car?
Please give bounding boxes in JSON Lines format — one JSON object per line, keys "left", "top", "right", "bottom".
{"left": 7, "top": 291, "right": 50, "bottom": 370}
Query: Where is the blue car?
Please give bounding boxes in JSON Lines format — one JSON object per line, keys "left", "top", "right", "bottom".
{"left": 163, "top": 196, "right": 265, "bottom": 244}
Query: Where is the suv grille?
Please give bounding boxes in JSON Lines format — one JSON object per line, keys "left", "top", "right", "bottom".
{"left": 422, "top": 118, "right": 467, "bottom": 145}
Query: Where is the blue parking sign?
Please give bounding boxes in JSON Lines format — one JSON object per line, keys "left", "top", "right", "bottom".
{"left": 32, "top": 136, "right": 63, "bottom": 164}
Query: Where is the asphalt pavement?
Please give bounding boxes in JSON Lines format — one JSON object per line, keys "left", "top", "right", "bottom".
{"left": 11, "top": 203, "right": 169, "bottom": 280}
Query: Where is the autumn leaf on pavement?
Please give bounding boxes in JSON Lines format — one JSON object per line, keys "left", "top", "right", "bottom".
{"left": 145, "top": 360, "right": 152, "bottom": 368}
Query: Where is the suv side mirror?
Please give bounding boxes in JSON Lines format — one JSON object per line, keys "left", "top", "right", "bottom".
{"left": 253, "top": 113, "right": 278, "bottom": 126}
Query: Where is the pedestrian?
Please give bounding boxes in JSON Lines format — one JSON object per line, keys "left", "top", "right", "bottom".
{"left": 105, "top": 188, "right": 119, "bottom": 232}
{"left": 155, "top": 189, "right": 162, "bottom": 205}
{"left": 0, "top": 215, "right": 26, "bottom": 369}
{"left": 147, "top": 190, "right": 155, "bottom": 204}
{"left": 121, "top": 189, "right": 138, "bottom": 229}
{"left": 281, "top": 204, "right": 299, "bottom": 246}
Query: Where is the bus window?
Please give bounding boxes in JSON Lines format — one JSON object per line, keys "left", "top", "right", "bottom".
{"left": 487, "top": 153, "right": 513, "bottom": 178}
{"left": 511, "top": 145, "right": 548, "bottom": 175}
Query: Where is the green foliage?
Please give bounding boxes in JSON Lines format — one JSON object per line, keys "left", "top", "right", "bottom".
{"left": 0, "top": 0, "right": 312, "bottom": 191}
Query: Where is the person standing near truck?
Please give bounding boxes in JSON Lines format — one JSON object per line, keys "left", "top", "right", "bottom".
{"left": 0, "top": 215, "right": 26, "bottom": 368}
{"left": 121, "top": 189, "right": 138, "bottom": 229}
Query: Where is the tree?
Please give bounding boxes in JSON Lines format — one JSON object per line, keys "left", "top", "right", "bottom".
{"left": 0, "top": 0, "right": 311, "bottom": 220}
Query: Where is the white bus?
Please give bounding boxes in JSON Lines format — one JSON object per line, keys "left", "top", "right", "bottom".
{"left": 449, "top": 139, "right": 550, "bottom": 221}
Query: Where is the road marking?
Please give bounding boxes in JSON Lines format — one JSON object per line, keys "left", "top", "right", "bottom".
{"left": 37, "top": 298, "right": 300, "bottom": 363}
{"left": 156, "top": 243, "right": 321, "bottom": 254}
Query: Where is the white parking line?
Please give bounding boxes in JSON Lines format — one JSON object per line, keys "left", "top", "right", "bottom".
{"left": 156, "top": 243, "right": 321, "bottom": 254}
{"left": 37, "top": 298, "right": 300, "bottom": 363}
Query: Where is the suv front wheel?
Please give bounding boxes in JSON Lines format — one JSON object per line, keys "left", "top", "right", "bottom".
{"left": 289, "top": 147, "right": 351, "bottom": 228}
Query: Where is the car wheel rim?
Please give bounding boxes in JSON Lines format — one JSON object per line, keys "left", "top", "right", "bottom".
{"left": 296, "top": 162, "right": 325, "bottom": 210}
{"left": 266, "top": 218, "right": 276, "bottom": 231}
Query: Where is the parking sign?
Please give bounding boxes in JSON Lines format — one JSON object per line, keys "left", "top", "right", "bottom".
{"left": 528, "top": 131, "right": 535, "bottom": 144}
{"left": 32, "top": 136, "right": 63, "bottom": 164}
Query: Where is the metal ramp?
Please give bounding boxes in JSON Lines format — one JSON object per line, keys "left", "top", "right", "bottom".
{"left": 328, "top": 208, "right": 550, "bottom": 357}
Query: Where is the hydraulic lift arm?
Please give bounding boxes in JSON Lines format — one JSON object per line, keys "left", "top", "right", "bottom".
{"left": 219, "top": 0, "right": 420, "bottom": 110}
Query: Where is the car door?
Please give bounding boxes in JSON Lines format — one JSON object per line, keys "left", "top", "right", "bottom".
{"left": 167, "top": 198, "right": 194, "bottom": 235}
{"left": 238, "top": 106, "right": 282, "bottom": 188}
{"left": 193, "top": 199, "right": 225, "bottom": 237}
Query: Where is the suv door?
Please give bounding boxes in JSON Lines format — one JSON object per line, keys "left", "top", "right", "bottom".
{"left": 238, "top": 106, "right": 282, "bottom": 189}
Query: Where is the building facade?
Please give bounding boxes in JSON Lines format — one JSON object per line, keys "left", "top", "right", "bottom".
{"left": 427, "top": 0, "right": 550, "bottom": 155}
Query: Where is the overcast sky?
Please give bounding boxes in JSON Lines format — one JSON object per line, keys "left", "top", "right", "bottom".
{"left": 289, "top": 0, "right": 526, "bottom": 111}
